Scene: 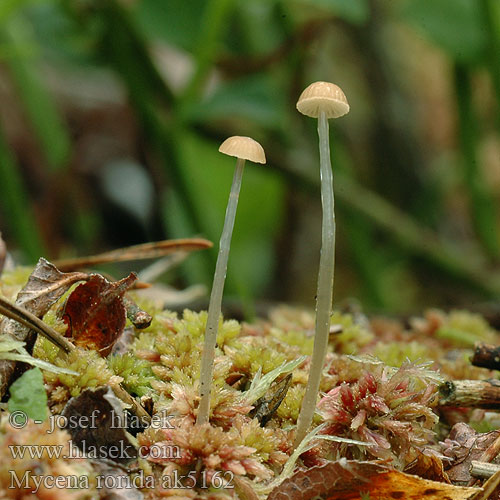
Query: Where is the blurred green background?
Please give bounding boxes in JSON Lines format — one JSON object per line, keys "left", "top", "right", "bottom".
{"left": 1, "top": 0, "right": 500, "bottom": 315}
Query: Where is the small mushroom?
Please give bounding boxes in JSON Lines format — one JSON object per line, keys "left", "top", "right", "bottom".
{"left": 197, "top": 136, "right": 266, "bottom": 426}
{"left": 293, "top": 81, "right": 350, "bottom": 447}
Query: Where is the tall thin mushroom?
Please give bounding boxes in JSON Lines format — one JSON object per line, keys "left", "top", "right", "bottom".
{"left": 197, "top": 136, "right": 266, "bottom": 426}
{"left": 294, "top": 81, "right": 350, "bottom": 447}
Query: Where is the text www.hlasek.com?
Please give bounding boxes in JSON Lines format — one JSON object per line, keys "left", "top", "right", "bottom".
{"left": 9, "top": 440, "right": 176, "bottom": 461}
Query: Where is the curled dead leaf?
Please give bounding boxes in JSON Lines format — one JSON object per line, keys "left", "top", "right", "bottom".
{"left": 404, "top": 451, "right": 451, "bottom": 483}
{"left": 63, "top": 273, "right": 137, "bottom": 356}
{"left": 62, "top": 386, "right": 137, "bottom": 464}
{"left": 0, "top": 258, "right": 88, "bottom": 397}
{"left": 268, "top": 460, "right": 480, "bottom": 500}
{"left": 442, "top": 423, "right": 500, "bottom": 484}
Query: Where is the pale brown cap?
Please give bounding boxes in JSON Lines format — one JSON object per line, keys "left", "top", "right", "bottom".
{"left": 296, "top": 81, "right": 349, "bottom": 119}
{"left": 219, "top": 136, "right": 266, "bottom": 164}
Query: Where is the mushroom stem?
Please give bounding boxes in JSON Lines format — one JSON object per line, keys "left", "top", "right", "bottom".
{"left": 197, "top": 157, "right": 246, "bottom": 426}
{"left": 294, "top": 110, "right": 336, "bottom": 447}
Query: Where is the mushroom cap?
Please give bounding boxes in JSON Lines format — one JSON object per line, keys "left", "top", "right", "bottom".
{"left": 219, "top": 136, "right": 266, "bottom": 164}
{"left": 296, "top": 81, "right": 350, "bottom": 119}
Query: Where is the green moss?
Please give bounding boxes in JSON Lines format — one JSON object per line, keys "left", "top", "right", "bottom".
{"left": 270, "top": 329, "right": 314, "bottom": 355}
{"left": 329, "top": 312, "right": 374, "bottom": 354}
{"left": 225, "top": 336, "right": 299, "bottom": 378}
{"left": 436, "top": 310, "right": 499, "bottom": 347}
{"left": 372, "top": 341, "right": 433, "bottom": 367}
{"left": 275, "top": 384, "right": 305, "bottom": 424}
{"left": 174, "top": 309, "right": 241, "bottom": 347}
{"left": 108, "top": 353, "right": 155, "bottom": 397}
{"left": 35, "top": 337, "right": 117, "bottom": 398}
{"left": 234, "top": 417, "right": 285, "bottom": 462}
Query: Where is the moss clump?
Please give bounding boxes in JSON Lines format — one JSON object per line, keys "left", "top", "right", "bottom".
{"left": 317, "top": 361, "right": 440, "bottom": 468}
{"left": 372, "top": 341, "right": 433, "bottom": 367}
{"left": 108, "top": 353, "right": 155, "bottom": 397}
{"left": 275, "top": 384, "right": 305, "bottom": 425}
{"left": 134, "top": 310, "right": 240, "bottom": 390}
{"left": 328, "top": 311, "right": 374, "bottom": 354}
{"left": 225, "top": 336, "right": 297, "bottom": 378}
{"left": 411, "top": 309, "right": 499, "bottom": 348}
{"left": 35, "top": 337, "right": 120, "bottom": 412}
{"left": 436, "top": 310, "right": 498, "bottom": 347}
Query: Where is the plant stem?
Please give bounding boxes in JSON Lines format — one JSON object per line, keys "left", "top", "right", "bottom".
{"left": 197, "top": 158, "right": 245, "bottom": 425}
{"left": 294, "top": 111, "right": 335, "bottom": 447}
{"left": 0, "top": 296, "right": 74, "bottom": 353}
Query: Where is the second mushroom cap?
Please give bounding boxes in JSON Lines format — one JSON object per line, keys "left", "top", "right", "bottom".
{"left": 296, "top": 81, "right": 349, "bottom": 119}
{"left": 219, "top": 136, "right": 266, "bottom": 164}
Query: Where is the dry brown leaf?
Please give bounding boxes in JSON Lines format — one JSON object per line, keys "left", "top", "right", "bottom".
{"left": 0, "top": 258, "right": 88, "bottom": 397}
{"left": 442, "top": 423, "right": 500, "bottom": 484}
{"left": 268, "top": 460, "right": 480, "bottom": 500}
{"left": 62, "top": 273, "right": 137, "bottom": 355}
{"left": 233, "top": 476, "right": 260, "bottom": 500}
{"left": 14, "top": 258, "right": 88, "bottom": 313}
{"left": 405, "top": 451, "right": 451, "bottom": 483}
{"left": 62, "top": 386, "right": 137, "bottom": 464}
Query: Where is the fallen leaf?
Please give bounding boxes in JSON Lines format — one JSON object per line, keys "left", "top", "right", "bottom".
{"left": 14, "top": 258, "right": 88, "bottom": 313}
{"left": 268, "top": 460, "right": 480, "bottom": 500}
{"left": 442, "top": 423, "right": 500, "bottom": 484}
{"left": 62, "top": 386, "right": 137, "bottom": 464}
{"left": 405, "top": 451, "right": 451, "bottom": 483}
{"left": 233, "top": 475, "right": 260, "bottom": 500}
{"left": 0, "top": 258, "right": 88, "bottom": 397}
{"left": 63, "top": 273, "right": 137, "bottom": 355}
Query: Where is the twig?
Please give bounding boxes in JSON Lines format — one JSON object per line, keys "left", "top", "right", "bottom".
{"left": 470, "top": 461, "right": 500, "bottom": 480}
{"left": 0, "top": 296, "right": 74, "bottom": 353}
{"left": 124, "top": 297, "right": 152, "bottom": 330}
{"left": 439, "top": 380, "right": 500, "bottom": 409}
{"left": 469, "top": 434, "right": 500, "bottom": 486}
{"left": 112, "top": 384, "right": 151, "bottom": 423}
{"left": 471, "top": 343, "right": 500, "bottom": 371}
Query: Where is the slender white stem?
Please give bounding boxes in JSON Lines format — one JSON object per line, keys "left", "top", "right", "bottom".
{"left": 197, "top": 158, "right": 245, "bottom": 425}
{"left": 294, "top": 110, "right": 335, "bottom": 447}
